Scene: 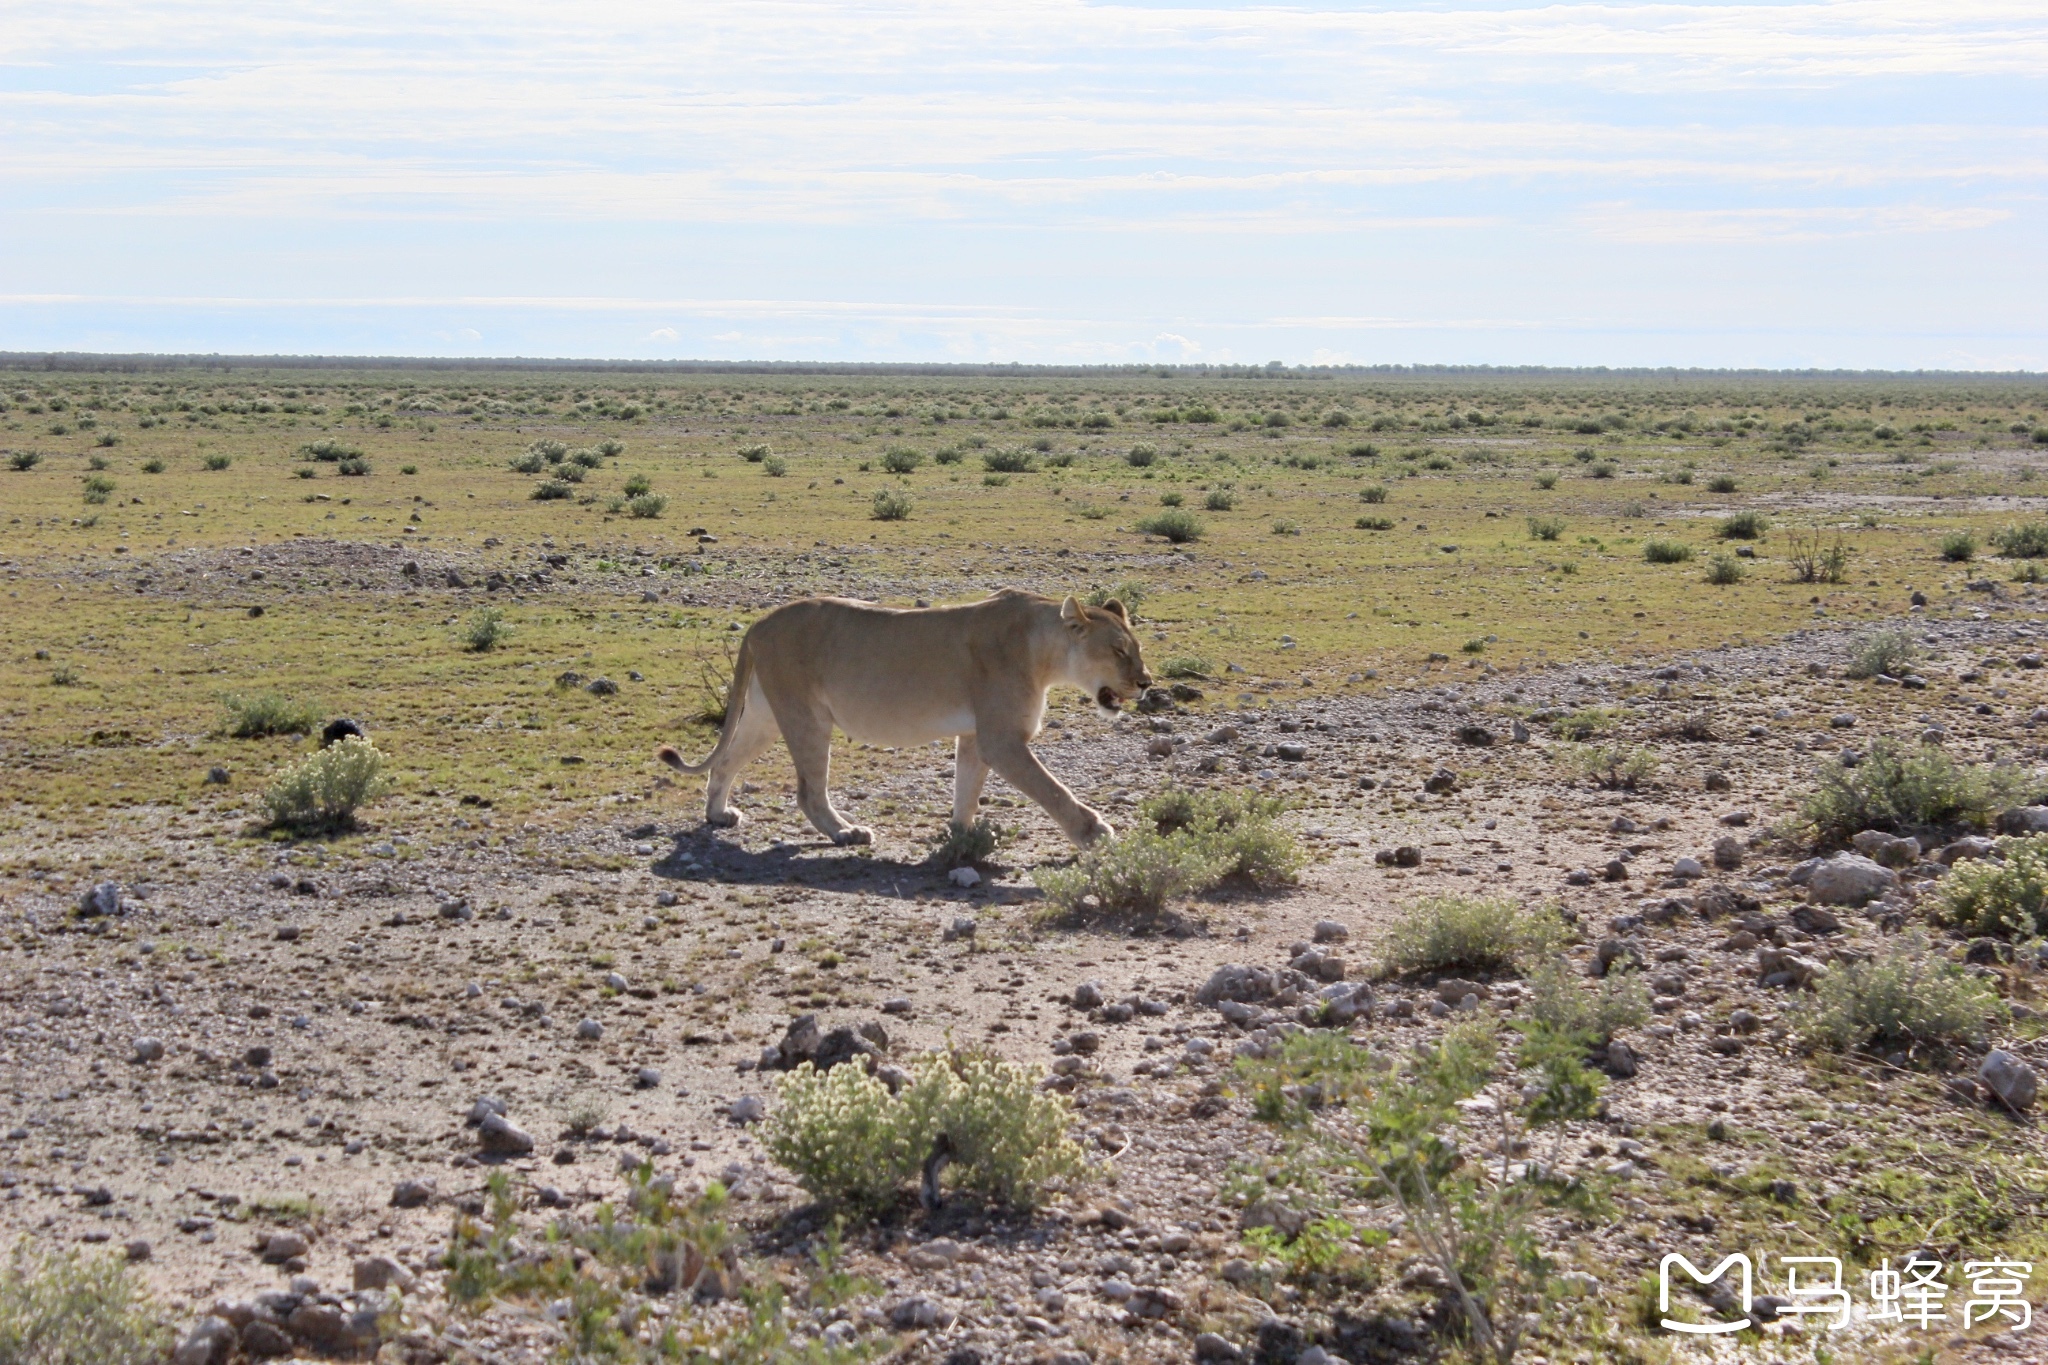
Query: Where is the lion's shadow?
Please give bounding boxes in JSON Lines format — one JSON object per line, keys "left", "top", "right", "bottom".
{"left": 649, "top": 824, "right": 958, "bottom": 891}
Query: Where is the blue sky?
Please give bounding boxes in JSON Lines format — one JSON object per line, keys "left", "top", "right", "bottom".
{"left": 2, "top": 0, "right": 2043, "bottom": 367}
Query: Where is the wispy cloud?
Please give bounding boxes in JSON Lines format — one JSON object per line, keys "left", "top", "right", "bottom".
{"left": 0, "top": 0, "right": 2041, "bottom": 363}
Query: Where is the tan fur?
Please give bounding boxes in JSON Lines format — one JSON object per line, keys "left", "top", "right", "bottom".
{"left": 656, "top": 589, "right": 1152, "bottom": 845}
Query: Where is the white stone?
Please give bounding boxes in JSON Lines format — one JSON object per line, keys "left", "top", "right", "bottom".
{"left": 947, "top": 866, "right": 981, "bottom": 887}
{"left": 1802, "top": 853, "right": 1898, "bottom": 906}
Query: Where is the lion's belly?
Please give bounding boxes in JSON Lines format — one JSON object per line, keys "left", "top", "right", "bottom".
{"left": 828, "top": 695, "right": 975, "bottom": 748}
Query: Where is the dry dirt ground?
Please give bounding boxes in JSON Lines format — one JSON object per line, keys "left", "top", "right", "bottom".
{"left": 5, "top": 578, "right": 2048, "bottom": 1364}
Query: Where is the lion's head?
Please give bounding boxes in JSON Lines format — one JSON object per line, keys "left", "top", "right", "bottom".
{"left": 1060, "top": 596, "right": 1153, "bottom": 717}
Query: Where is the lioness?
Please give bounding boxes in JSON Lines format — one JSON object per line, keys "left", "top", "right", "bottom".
{"left": 657, "top": 589, "right": 1151, "bottom": 846}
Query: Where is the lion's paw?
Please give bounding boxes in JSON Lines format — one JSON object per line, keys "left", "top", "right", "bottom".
{"left": 1076, "top": 811, "right": 1115, "bottom": 845}
{"left": 832, "top": 825, "right": 875, "bottom": 846}
{"left": 706, "top": 807, "right": 745, "bottom": 829}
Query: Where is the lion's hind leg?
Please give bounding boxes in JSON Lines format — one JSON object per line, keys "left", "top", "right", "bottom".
{"left": 703, "top": 690, "right": 778, "bottom": 829}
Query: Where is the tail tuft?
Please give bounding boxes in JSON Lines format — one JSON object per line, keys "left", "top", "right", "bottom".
{"left": 656, "top": 745, "right": 687, "bottom": 771}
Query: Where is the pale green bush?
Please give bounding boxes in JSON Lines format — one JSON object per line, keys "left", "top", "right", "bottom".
{"left": 0, "top": 1243, "right": 170, "bottom": 1365}
{"left": 1798, "top": 737, "right": 2024, "bottom": 845}
{"left": 1140, "top": 788, "right": 1304, "bottom": 886}
{"left": 1036, "top": 828, "right": 1227, "bottom": 919}
{"left": 765, "top": 1052, "right": 1085, "bottom": 1215}
{"left": 1378, "top": 896, "right": 1566, "bottom": 976}
{"left": 262, "top": 736, "right": 387, "bottom": 830}
{"left": 220, "top": 691, "right": 318, "bottom": 738}
{"left": 1519, "top": 958, "right": 1647, "bottom": 1041}
{"left": 1797, "top": 932, "right": 2006, "bottom": 1051}
{"left": 1939, "top": 835, "right": 2048, "bottom": 937}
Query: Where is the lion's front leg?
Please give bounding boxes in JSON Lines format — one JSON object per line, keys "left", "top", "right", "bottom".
{"left": 975, "top": 730, "right": 1111, "bottom": 846}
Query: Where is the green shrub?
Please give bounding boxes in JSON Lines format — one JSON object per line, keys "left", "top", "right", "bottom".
{"left": 1642, "top": 538, "right": 1693, "bottom": 564}
{"left": 1844, "top": 627, "right": 1920, "bottom": 679}
{"left": 9, "top": 450, "right": 42, "bottom": 471}
{"left": 336, "top": 456, "right": 371, "bottom": 476}
{"left": 763, "top": 456, "right": 788, "bottom": 477}
{"left": 140, "top": 458, "right": 165, "bottom": 474}
{"left": 554, "top": 462, "right": 585, "bottom": 484}
{"left": 1520, "top": 958, "right": 1648, "bottom": 1042}
{"left": 1718, "top": 510, "right": 1768, "bottom": 540}
{"left": 1356, "top": 515, "right": 1393, "bottom": 531}
{"left": 1704, "top": 552, "right": 1745, "bottom": 584}
{"left": 1159, "top": 492, "right": 1183, "bottom": 507}
{"left": 301, "top": 439, "right": 360, "bottom": 462}
{"left": 1940, "top": 835, "right": 2048, "bottom": 937}
{"left": 202, "top": 453, "right": 231, "bottom": 471}
{"left": 531, "top": 479, "right": 572, "bottom": 500}
{"left": 627, "top": 493, "right": 667, "bottom": 519}
{"left": 220, "top": 691, "right": 318, "bottom": 738}
{"left": 1798, "top": 738, "right": 2024, "bottom": 845}
{"left": 1136, "top": 509, "right": 1203, "bottom": 542}
{"left": 1587, "top": 461, "right": 1617, "bottom": 479}
{"left": 1036, "top": 829, "right": 1228, "bottom": 919}
{"left": 1533, "top": 471, "right": 1558, "bottom": 490}
{"left": 1084, "top": 580, "right": 1146, "bottom": 615}
{"left": 1359, "top": 484, "right": 1389, "bottom": 504}
{"left": 1940, "top": 530, "right": 1978, "bottom": 562}
{"left": 1993, "top": 522, "right": 2048, "bottom": 558}
{"left": 509, "top": 450, "right": 547, "bottom": 473}
{"left": 1376, "top": 895, "right": 1566, "bottom": 976}
{"left": 262, "top": 735, "right": 387, "bottom": 830}
{"left": 1125, "top": 445, "right": 1158, "bottom": 467}
{"left": 1706, "top": 474, "right": 1737, "bottom": 493}
{"left": 1549, "top": 706, "right": 1614, "bottom": 741}
{"left": 569, "top": 448, "right": 604, "bottom": 469}
{"left": 1160, "top": 655, "right": 1212, "bottom": 678}
{"left": 1271, "top": 518, "right": 1301, "bottom": 536}
{"left": 935, "top": 818, "right": 1002, "bottom": 868}
{"left": 597, "top": 439, "right": 625, "bottom": 457}
{"left": 1797, "top": 932, "right": 2005, "bottom": 1051}
{"left": 1140, "top": 788, "right": 1304, "bottom": 886}
{"left": 871, "top": 488, "right": 913, "bottom": 521}
{"left": 982, "top": 473, "right": 1009, "bottom": 487}
{"left": 880, "top": 447, "right": 922, "bottom": 474}
{"left": 983, "top": 448, "right": 1037, "bottom": 473}
{"left": 0, "top": 1243, "right": 170, "bottom": 1365}
{"left": 933, "top": 446, "right": 963, "bottom": 465}
{"left": 399, "top": 464, "right": 417, "bottom": 475}
{"left": 765, "top": 1051, "right": 1086, "bottom": 1215}
{"left": 738, "top": 443, "right": 769, "bottom": 462}
{"left": 1204, "top": 489, "right": 1235, "bottom": 511}
{"left": 1566, "top": 742, "right": 1658, "bottom": 790}
{"left": 1527, "top": 516, "right": 1565, "bottom": 541}
{"left": 622, "top": 473, "right": 652, "bottom": 496}
{"left": 462, "top": 606, "right": 510, "bottom": 652}
{"left": 81, "top": 474, "right": 114, "bottom": 504}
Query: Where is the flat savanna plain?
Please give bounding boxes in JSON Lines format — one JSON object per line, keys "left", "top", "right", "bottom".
{"left": 3, "top": 367, "right": 2048, "bottom": 1365}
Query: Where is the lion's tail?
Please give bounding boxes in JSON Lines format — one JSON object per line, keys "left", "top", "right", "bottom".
{"left": 656, "top": 634, "right": 756, "bottom": 776}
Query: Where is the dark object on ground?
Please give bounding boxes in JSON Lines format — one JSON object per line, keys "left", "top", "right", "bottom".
{"left": 321, "top": 718, "right": 366, "bottom": 748}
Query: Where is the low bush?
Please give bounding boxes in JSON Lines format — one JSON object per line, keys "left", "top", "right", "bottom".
{"left": 1527, "top": 516, "right": 1565, "bottom": 541}
{"left": 1356, "top": 516, "right": 1393, "bottom": 531}
{"left": 1204, "top": 489, "right": 1235, "bottom": 511}
{"left": 763, "top": 456, "right": 788, "bottom": 476}
{"left": 1993, "top": 522, "right": 2048, "bottom": 558}
{"left": 871, "top": 488, "right": 913, "bottom": 521}
{"left": 880, "top": 447, "right": 923, "bottom": 474}
{"left": 1566, "top": 742, "right": 1658, "bottom": 790}
{"left": 1160, "top": 655, "right": 1211, "bottom": 678}
{"left": 1642, "top": 538, "right": 1693, "bottom": 563}
{"left": 983, "top": 448, "right": 1037, "bottom": 474}
{"left": 141, "top": 458, "right": 165, "bottom": 474}
{"left": 1135, "top": 509, "right": 1203, "bottom": 542}
{"left": 1125, "top": 445, "right": 1157, "bottom": 467}
{"left": 81, "top": 474, "right": 114, "bottom": 504}
{"left": 554, "top": 462, "right": 585, "bottom": 484}
{"left": 1376, "top": 895, "right": 1566, "bottom": 976}
{"left": 1140, "top": 788, "right": 1304, "bottom": 886}
{"left": 262, "top": 735, "right": 386, "bottom": 831}
{"left": 626, "top": 493, "right": 667, "bottom": 519}
{"left": 1519, "top": 958, "right": 1647, "bottom": 1042}
{"left": 202, "top": 453, "right": 231, "bottom": 470}
{"left": 1549, "top": 706, "right": 1614, "bottom": 740}
{"left": 220, "top": 691, "right": 318, "bottom": 738}
{"left": 1158, "top": 492, "right": 1183, "bottom": 507}
{"left": 1036, "top": 829, "right": 1228, "bottom": 920}
{"left": 1798, "top": 737, "right": 2025, "bottom": 845}
{"left": 1787, "top": 528, "right": 1850, "bottom": 584}
{"left": 1359, "top": 484, "right": 1389, "bottom": 503}
{"left": 1797, "top": 932, "right": 2005, "bottom": 1051}
{"left": 508, "top": 450, "right": 546, "bottom": 473}
{"left": 738, "top": 443, "right": 770, "bottom": 462}
{"left": 1271, "top": 518, "right": 1301, "bottom": 536}
{"left": 765, "top": 1051, "right": 1086, "bottom": 1215}
{"left": 1533, "top": 471, "right": 1558, "bottom": 490}
{"left": 301, "top": 440, "right": 360, "bottom": 462}
{"left": 1940, "top": 530, "right": 1978, "bottom": 562}
{"left": 569, "top": 448, "right": 603, "bottom": 469}
{"left": 1706, "top": 474, "right": 1738, "bottom": 493}
{"left": 531, "top": 479, "right": 572, "bottom": 500}
{"left": 1844, "top": 627, "right": 1920, "bottom": 679}
{"left": 1084, "top": 580, "right": 1146, "bottom": 615}
{"left": 1587, "top": 461, "right": 1617, "bottom": 479}
{"left": 0, "top": 1242, "right": 170, "bottom": 1365}
{"left": 1938, "top": 834, "right": 2048, "bottom": 937}
{"left": 1718, "top": 510, "right": 1768, "bottom": 540}
{"left": 336, "top": 456, "right": 371, "bottom": 476}
{"left": 9, "top": 450, "right": 41, "bottom": 471}
{"left": 622, "top": 473, "right": 652, "bottom": 496}
{"left": 462, "top": 607, "right": 510, "bottom": 652}
{"left": 1704, "top": 552, "right": 1745, "bottom": 584}
{"left": 935, "top": 818, "right": 1002, "bottom": 868}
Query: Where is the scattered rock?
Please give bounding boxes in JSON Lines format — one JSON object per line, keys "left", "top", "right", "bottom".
{"left": 947, "top": 866, "right": 980, "bottom": 887}
{"left": 353, "top": 1255, "right": 416, "bottom": 1292}
{"left": 132, "top": 1036, "right": 165, "bottom": 1064}
{"left": 173, "top": 1316, "right": 238, "bottom": 1365}
{"left": 389, "top": 1179, "right": 436, "bottom": 1209}
{"left": 1797, "top": 853, "right": 1897, "bottom": 906}
{"left": 477, "top": 1113, "right": 535, "bottom": 1156}
{"left": 258, "top": 1231, "right": 309, "bottom": 1265}
{"left": 76, "top": 882, "right": 122, "bottom": 918}
{"left": 729, "top": 1096, "right": 766, "bottom": 1124}
{"left": 1980, "top": 1050, "right": 2039, "bottom": 1112}
{"left": 1312, "top": 920, "right": 1349, "bottom": 943}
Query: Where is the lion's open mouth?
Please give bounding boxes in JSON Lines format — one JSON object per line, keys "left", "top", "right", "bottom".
{"left": 1096, "top": 686, "right": 1123, "bottom": 711}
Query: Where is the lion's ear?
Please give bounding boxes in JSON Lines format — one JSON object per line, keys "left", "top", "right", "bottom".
{"left": 1102, "top": 599, "right": 1128, "bottom": 622}
{"left": 1060, "top": 595, "right": 1084, "bottom": 626}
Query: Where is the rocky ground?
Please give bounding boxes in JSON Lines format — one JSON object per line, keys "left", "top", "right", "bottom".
{"left": 7, "top": 592, "right": 2048, "bottom": 1365}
